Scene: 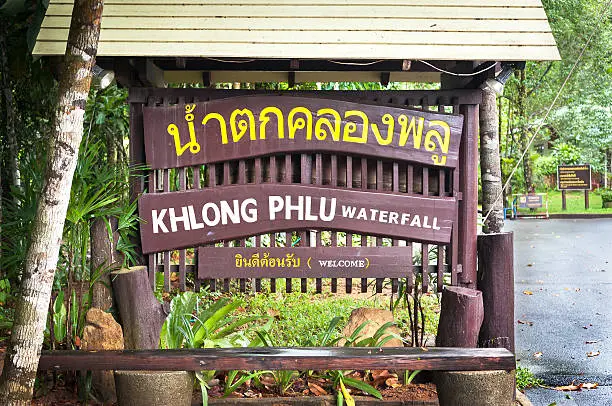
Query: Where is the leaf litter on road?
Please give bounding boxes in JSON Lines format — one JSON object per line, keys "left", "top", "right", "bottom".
{"left": 553, "top": 381, "right": 599, "bottom": 391}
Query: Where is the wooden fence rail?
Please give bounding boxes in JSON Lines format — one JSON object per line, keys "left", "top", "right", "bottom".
{"left": 36, "top": 347, "right": 515, "bottom": 372}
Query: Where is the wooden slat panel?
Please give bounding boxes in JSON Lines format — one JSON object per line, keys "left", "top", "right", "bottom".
{"left": 37, "top": 347, "right": 516, "bottom": 372}
{"left": 34, "top": 42, "right": 561, "bottom": 61}
{"left": 300, "top": 153, "right": 311, "bottom": 293}
{"left": 42, "top": 16, "right": 555, "bottom": 33}
{"left": 37, "top": 0, "right": 558, "bottom": 60}
{"left": 131, "top": 88, "right": 481, "bottom": 114}
{"left": 39, "top": 29, "right": 557, "bottom": 46}
{"left": 45, "top": 4, "right": 548, "bottom": 19}
{"left": 178, "top": 167, "right": 187, "bottom": 291}
{"left": 49, "top": 0, "right": 544, "bottom": 7}
{"left": 345, "top": 156, "right": 353, "bottom": 293}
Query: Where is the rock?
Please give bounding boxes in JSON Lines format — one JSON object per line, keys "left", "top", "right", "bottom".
{"left": 82, "top": 308, "right": 124, "bottom": 350}
{"left": 340, "top": 308, "right": 403, "bottom": 347}
{"left": 82, "top": 308, "right": 124, "bottom": 404}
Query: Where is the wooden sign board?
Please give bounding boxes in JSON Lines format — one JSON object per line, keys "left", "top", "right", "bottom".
{"left": 518, "top": 195, "right": 543, "bottom": 209}
{"left": 143, "top": 95, "right": 463, "bottom": 169}
{"left": 138, "top": 184, "right": 456, "bottom": 254}
{"left": 198, "top": 247, "right": 412, "bottom": 279}
{"left": 557, "top": 165, "right": 591, "bottom": 190}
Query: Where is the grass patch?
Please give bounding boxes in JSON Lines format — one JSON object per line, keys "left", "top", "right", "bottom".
{"left": 243, "top": 290, "right": 386, "bottom": 346}
{"left": 514, "top": 190, "right": 612, "bottom": 215}
{"left": 516, "top": 366, "right": 543, "bottom": 391}
{"left": 241, "top": 285, "right": 441, "bottom": 347}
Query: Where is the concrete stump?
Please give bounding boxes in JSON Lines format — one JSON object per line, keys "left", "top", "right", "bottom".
{"left": 434, "top": 370, "right": 515, "bottom": 406}
{"left": 114, "top": 370, "right": 193, "bottom": 406}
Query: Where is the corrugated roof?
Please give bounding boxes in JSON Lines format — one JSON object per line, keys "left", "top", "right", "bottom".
{"left": 33, "top": 0, "right": 560, "bottom": 61}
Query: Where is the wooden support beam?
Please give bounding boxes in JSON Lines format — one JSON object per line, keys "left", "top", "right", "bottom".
{"left": 36, "top": 347, "right": 515, "bottom": 372}
{"left": 458, "top": 104, "right": 479, "bottom": 288}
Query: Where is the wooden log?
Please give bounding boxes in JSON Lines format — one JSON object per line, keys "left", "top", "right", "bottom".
{"left": 111, "top": 266, "right": 167, "bottom": 350}
{"left": 477, "top": 232, "right": 514, "bottom": 352}
{"left": 35, "top": 347, "right": 515, "bottom": 372}
{"left": 436, "top": 286, "right": 484, "bottom": 348}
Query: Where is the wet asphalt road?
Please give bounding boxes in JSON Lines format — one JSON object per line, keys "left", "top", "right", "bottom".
{"left": 505, "top": 219, "right": 612, "bottom": 406}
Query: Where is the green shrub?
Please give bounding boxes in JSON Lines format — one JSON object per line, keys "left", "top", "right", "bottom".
{"left": 601, "top": 189, "right": 612, "bottom": 204}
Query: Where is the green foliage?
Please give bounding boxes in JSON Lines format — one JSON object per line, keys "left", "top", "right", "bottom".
{"left": 160, "top": 292, "right": 271, "bottom": 349}
{"left": 516, "top": 366, "right": 543, "bottom": 391}
{"left": 342, "top": 321, "right": 404, "bottom": 347}
{"left": 52, "top": 292, "right": 67, "bottom": 343}
{"left": 254, "top": 331, "right": 299, "bottom": 395}
{"left": 302, "top": 316, "right": 344, "bottom": 347}
{"left": 244, "top": 291, "right": 383, "bottom": 346}
{"left": 600, "top": 189, "right": 612, "bottom": 203}
{"left": 327, "top": 370, "right": 382, "bottom": 406}
{"left": 0, "top": 278, "right": 11, "bottom": 305}
{"left": 534, "top": 142, "right": 582, "bottom": 179}
{"left": 499, "top": 0, "right": 612, "bottom": 190}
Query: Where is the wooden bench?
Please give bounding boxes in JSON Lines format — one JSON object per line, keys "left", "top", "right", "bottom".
{"left": 38, "top": 347, "right": 515, "bottom": 372}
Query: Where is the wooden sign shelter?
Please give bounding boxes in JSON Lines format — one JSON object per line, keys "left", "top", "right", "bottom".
{"left": 130, "top": 88, "right": 475, "bottom": 294}
{"left": 31, "top": 0, "right": 560, "bottom": 388}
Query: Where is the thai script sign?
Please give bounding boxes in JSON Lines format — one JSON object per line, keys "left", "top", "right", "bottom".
{"left": 198, "top": 247, "right": 412, "bottom": 279}
{"left": 142, "top": 96, "right": 464, "bottom": 170}
{"left": 138, "top": 184, "right": 456, "bottom": 254}
{"left": 557, "top": 165, "right": 591, "bottom": 190}
{"left": 518, "top": 195, "right": 543, "bottom": 209}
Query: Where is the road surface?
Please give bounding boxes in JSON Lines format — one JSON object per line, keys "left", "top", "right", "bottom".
{"left": 506, "top": 219, "right": 612, "bottom": 405}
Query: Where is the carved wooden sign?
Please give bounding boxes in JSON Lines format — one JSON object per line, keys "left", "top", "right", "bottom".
{"left": 143, "top": 95, "right": 463, "bottom": 169}
{"left": 138, "top": 184, "right": 456, "bottom": 254}
{"left": 198, "top": 247, "right": 412, "bottom": 279}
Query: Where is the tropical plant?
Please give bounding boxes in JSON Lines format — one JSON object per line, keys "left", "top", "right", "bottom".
{"left": 326, "top": 370, "right": 382, "bottom": 406}
{"left": 302, "top": 316, "right": 344, "bottom": 347}
{"left": 342, "top": 321, "right": 404, "bottom": 348}
{"left": 160, "top": 291, "right": 272, "bottom": 404}
{"left": 254, "top": 331, "right": 299, "bottom": 395}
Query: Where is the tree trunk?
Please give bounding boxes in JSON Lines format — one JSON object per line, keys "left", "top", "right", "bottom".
{"left": 479, "top": 89, "right": 504, "bottom": 233}
{"left": 518, "top": 70, "right": 532, "bottom": 190}
{"left": 90, "top": 218, "right": 118, "bottom": 311}
{"left": 0, "top": 1, "right": 104, "bottom": 404}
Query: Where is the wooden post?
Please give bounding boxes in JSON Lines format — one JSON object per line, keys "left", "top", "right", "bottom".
{"left": 477, "top": 232, "right": 514, "bottom": 352}
{"left": 561, "top": 190, "right": 567, "bottom": 211}
{"left": 112, "top": 267, "right": 167, "bottom": 350}
{"left": 458, "top": 105, "right": 479, "bottom": 289}
{"left": 436, "top": 286, "right": 484, "bottom": 348}
{"left": 585, "top": 190, "right": 589, "bottom": 209}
